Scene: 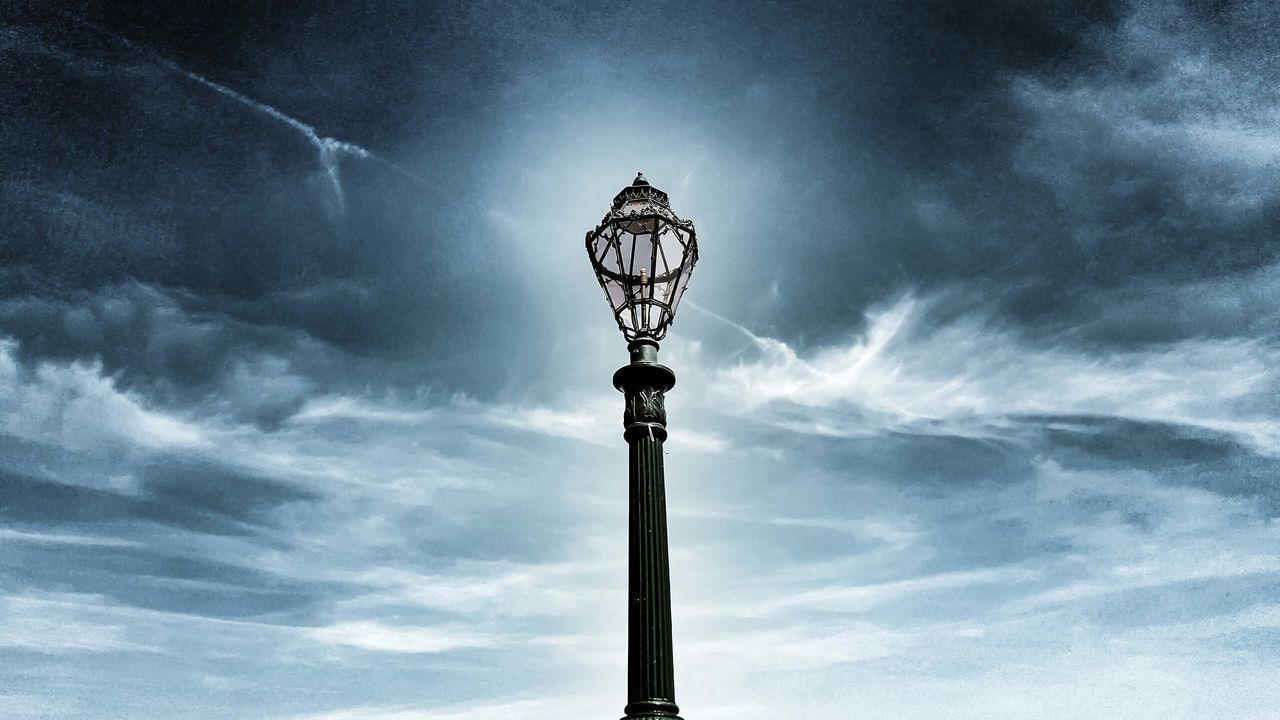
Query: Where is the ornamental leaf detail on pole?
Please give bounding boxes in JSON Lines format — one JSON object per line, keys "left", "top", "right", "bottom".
{"left": 638, "top": 388, "right": 665, "bottom": 421}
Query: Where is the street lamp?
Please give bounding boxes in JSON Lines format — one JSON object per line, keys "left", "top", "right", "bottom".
{"left": 585, "top": 173, "right": 698, "bottom": 720}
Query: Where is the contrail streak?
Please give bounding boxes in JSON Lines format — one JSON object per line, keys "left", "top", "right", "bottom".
{"left": 684, "top": 300, "right": 793, "bottom": 358}
{"left": 681, "top": 151, "right": 707, "bottom": 189}
{"left": 57, "top": 12, "right": 427, "bottom": 216}
{"left": 159, "top": 59, "right": 368, "bottom": 214}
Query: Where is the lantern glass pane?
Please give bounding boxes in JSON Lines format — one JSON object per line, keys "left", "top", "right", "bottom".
{"left": 622, "top": 293, "right": 640, "bottom": 332}
{"left": 620, "top": 230, "right": 653, "bottom": 279}
{"left": 668, "top": 266, "right": 692, "bottom": 316}
{"left": 651, "top": 278, "right": 674, "bottom": 307}
{"left": 657, "top": 224, "right": 683, "bottom": 268}
{"left": 604, "top": 275, "right": 626, "bottom": 310}
{"left": 592, "top": 236, "right": 617, "bottom": 277}
{"left": 635, "top": 233, "right": 656, "bottom": 289}
{"left": 674, "top": 225, "right": 691, "bottom": 252}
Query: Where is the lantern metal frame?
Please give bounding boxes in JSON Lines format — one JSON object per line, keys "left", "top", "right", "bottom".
{"left": 585, "top": 173, "right": 699, "bottom": 341}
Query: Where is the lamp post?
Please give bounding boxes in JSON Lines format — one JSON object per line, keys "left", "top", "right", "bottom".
{"left": 585, "top": 173, "right": 698, "bottom": 720}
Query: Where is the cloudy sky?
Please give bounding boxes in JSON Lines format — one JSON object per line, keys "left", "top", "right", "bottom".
{"left": 3, "top": 1, "right": 1279, "bottom": 718}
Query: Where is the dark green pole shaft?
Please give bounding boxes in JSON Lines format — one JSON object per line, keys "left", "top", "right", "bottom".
{"left": 612, "top": 339, "right": 682, "bottom": 720}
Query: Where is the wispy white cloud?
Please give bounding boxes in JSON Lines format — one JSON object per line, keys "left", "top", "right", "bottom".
{"left": 0, "top": 595, "right": 149, "bottom": 654}
{"left": 685, "top": 619, "right": 910, "bottom": 671}
{"left": 485, "top": 397, "right": 728, "bottom": 453}
{"left": 305, "top": 621, "right": 495, "bottom": 654}
{"left": 336, "top": 556, "right": 619, "bottom": 620}
{"left": 0, "top": 693, "right": 80, "bottom": 720}
{"left": 697, "top": 292, "right": 1280, "bottom": 453}
{"left": 484, "top": 399, "right": 617, "bottom": 446}
{"left": 0, "top": 338, "right": 206, "bottom": 455}
{"left": 762, "top": 565, "right": 1042, "bottom": 615}
{"left": 293, "top": 396, "right": 439, "bottom": 425}
{"left": 283, "top": 696, "right": 601, "bottom": 720}
{"left": 0, "top": 528, "right": 140, "bottom": 548}
{"left": 671, "top": 505, "right": 923, "bottom": 549}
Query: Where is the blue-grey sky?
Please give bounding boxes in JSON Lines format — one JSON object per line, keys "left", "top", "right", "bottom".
{"left": 3, "top": 2, "right": 1279, "bottom": 718}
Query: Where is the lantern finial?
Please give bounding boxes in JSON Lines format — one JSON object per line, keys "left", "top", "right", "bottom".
{"left": 632, "top": 172, "right": 648, "bottom": 186}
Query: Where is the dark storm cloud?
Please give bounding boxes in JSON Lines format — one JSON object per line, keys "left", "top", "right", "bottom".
{"left": 8, "top": 0, "right": 1273, "bottom": 403}
{"left": 3, "top": 4, "right": 531, "bottom": 403}
{"left": 0, "top": 2, "right": 1127, "bottom": 385}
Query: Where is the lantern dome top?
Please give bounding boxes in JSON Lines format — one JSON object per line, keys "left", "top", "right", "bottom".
{"left": 612, "top": 171, "right": 670, "bottom": 211}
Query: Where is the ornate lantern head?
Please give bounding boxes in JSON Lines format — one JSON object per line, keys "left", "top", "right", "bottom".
{"left": 585, "top": 173, "right": 699, "bottom": 341}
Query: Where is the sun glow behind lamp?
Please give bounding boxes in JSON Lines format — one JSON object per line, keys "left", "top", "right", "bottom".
{"left": 585, "top": 173, "right": 698, "bottom": 720}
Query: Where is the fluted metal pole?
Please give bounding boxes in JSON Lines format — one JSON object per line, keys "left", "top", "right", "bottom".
{"left": 612, "top": 338, "right": 682, "bottom": 720}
